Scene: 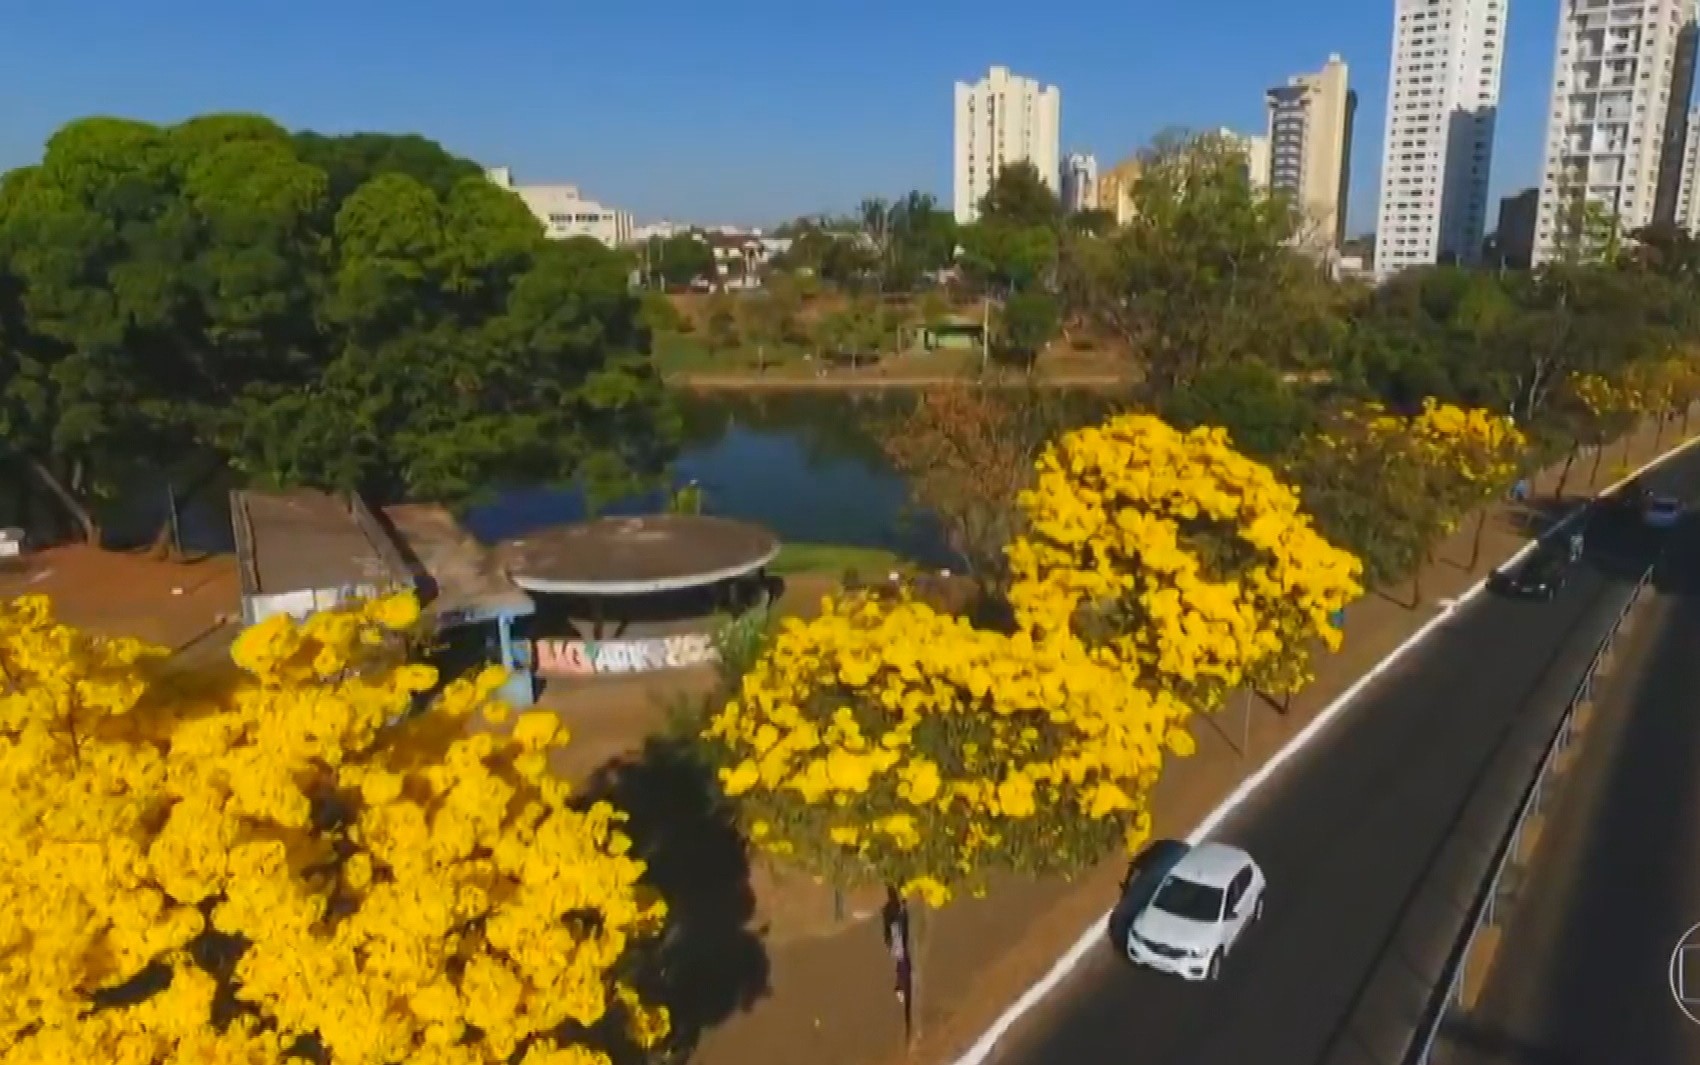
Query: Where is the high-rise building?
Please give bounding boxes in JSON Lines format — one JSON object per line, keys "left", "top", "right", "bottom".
{"left": 1374, "top": 0, "right": 1509, "bottom": 280}
{"left": 1678, "top": 104, "right": 1700, "bottom": 229}
{"left": 1062, "top": 152, "right": 1100, "bottom": 212}
{"left": 1493, "top": 187, "right": 1540, "bottom": 268}
{"left": 1265, "top": 55, "right": 1357, "bottom": 252}
{"left": 1533, "top": 0, "right": 1700, "bottom": 265}
{"left": 952, "top": 65, "right": 1062, "bottom": 224}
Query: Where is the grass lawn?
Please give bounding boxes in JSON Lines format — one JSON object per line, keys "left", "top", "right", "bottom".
{"left": 652, "top": 330, "right": 808, "bottom": 375}
{"left": 768, "top": 541, "right": 910, "bottom": 577}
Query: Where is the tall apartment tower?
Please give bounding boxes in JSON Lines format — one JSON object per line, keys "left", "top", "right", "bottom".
{"left": 1374, "top": 0, "right": 1510, "bottom": 281}
{"left": 953, "top": 65, "right": 1062, "bottom": 224}
{"left": 1265, "top": 54, "right": 1358, "bottom": 250}
{"left": 1533, "top": 0, "right": 1699, "bottom": 264}
{"left": 1678, "top": 104, "right": 1700, "bottom": 228}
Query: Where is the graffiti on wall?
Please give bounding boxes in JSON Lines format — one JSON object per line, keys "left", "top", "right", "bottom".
{"left": 533, "top": 633, "right": 719, "bottom": 676}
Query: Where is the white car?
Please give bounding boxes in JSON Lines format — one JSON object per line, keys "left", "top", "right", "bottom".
{"left": 1644, "top": 496, "right": 1683, "bottom": 529}
{"left": 1126, "top": 842, "right": 1266, "bottom": 981}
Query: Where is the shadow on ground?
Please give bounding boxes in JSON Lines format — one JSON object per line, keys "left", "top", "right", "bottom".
{"left": 1438, "top": 1017, "right": 1582, "bottom": 1065}
{"left": 582, "top": 736, "right": 771, "bottom": 1061}
{"left": 1499, "top": 496, "right": 1582, "bottom": 541}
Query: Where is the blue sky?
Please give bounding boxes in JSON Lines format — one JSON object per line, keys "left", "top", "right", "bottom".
{"left": 2, "top": 0, "right": 1562, "bottom": 235}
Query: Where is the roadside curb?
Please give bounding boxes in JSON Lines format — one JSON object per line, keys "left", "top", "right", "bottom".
{"left": 943, "top": 428, "right": 1700, "bottom": 1065}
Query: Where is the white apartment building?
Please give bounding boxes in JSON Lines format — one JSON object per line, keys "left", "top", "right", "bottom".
{"left": 1374, "top": 0, "right": 1509, "bottom": 280}
{"left": 1532, "top": 0, "right": 1699, "bottom": 265}
{"left": 1678, "top": 104, "right": 1700, "bottom": 228}
{"left": 485, "top": 166, "right": 635, "bottom": 248}
{"left": 1267, "top": 55, "right": 1357, "bottom": 251}
{"left": 1062, "top": 152, "right": 1100, "bottom": 211}
{"left": 952, "top": 65, "right": 1062, "bottom": 224}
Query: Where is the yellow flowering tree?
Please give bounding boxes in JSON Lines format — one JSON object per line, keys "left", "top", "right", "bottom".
{"left": 1402, "top": 400, "right": 1526, "bottom": 570}
{"left": 703, "top": 593, "right": 1187, "bottom": 905}
{"left": 0, "top": 594, "right": 669, "bottom": 1065}
{"left": 1005, "top": 414, "right": 1363, "bottom": 708}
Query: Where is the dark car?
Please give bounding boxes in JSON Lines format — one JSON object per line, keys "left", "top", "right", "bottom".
{"left": 1495, "top": 547, "right": 1571, "bottom": 600}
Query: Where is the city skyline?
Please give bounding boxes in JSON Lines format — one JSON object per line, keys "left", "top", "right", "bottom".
{"left": 2, "top": 0, "right": 1575, "bottom": 235}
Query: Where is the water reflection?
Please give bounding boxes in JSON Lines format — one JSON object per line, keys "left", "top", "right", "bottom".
{"left": 466, "top": 391, "right": 956, "bottom": 566}
{"left": 10, "top": 389, "right": 1118, "bottom": 570}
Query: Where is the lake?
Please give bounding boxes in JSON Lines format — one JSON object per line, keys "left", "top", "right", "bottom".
{"left": 462, "top": 391, "right": 959, "bottom": 566}
{"left": 40, "top": 391, "right": 960, "bottom": 566}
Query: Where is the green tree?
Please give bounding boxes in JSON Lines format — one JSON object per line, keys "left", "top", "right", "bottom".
{"left": 1161, "top": 359, "right": 1316, "bottom": 459}
{"left": 644, "top": 233, "right": 715, "bottom": 287}
{"left": 1089, "top": 128, "right": 1311, "bottom": 399}
{"left": 976, "top": 160, "right": 1061, "bottom": 228}
{"left": 0, "top": 114, "right": 678, "bottom": 539}
{"left": 998, "top": 290, "right": 1059, "bottom": 358}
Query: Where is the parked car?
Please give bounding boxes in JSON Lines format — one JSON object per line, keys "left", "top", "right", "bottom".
{"left": 1124, "top": 842, "right": 1266, "bottom": 981}
{"left": 1494, "top": 547, "right": 1571, "bottom": 600}
{"left": 1644, "top": 495, "right": 1684, "bottom": 529}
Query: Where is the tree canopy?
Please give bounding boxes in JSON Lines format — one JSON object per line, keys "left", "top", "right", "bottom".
{"left": 0, "top": 113, "right": 676, "bottom": 541}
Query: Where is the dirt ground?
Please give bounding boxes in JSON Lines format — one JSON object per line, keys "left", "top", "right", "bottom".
{"left": 680, "top": 416, "right": 1695, "bottom": 1065}
{"left": 0, "top": 546, "right": 238, "bottom": 650}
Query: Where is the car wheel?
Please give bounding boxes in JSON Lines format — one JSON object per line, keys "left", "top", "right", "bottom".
{"left": 1207, "top": 950, "right": 1223, "bottom": 981}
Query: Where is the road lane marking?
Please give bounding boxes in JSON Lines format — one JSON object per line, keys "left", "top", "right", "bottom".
{"left": 947, "top": 432, "right": 1700, "bottom": 1065}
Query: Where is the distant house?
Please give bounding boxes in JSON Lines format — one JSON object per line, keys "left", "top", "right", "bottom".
{"left": 903, "top": 313, "right": 985, "bottom": 352}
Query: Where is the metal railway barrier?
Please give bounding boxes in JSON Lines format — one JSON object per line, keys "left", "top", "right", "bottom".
{"left": 1404, "top": 558, "right": 1659, "bottom": 1064}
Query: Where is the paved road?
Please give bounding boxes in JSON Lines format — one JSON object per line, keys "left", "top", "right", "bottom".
{"left": 1439, "top": 518, "right": 1700, "bottom": 1065}
{"left": 991, "top": 451, "right": 1700, "bottom": 1065}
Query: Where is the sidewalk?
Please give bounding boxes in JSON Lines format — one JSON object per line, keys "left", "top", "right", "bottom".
{"left": 685, "top": 416, "right": 1694, "bottom": 1065}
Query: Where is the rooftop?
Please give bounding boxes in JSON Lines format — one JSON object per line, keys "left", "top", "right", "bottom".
{"left": 381, "top": 504, "right": 534, "bottom": 621}
{"left": 231, "top": 490, "right": 410, "bottom": 598}
{"left": 497, "top": 514, "right": 780, "bottom": 596}
{"left": 1170, "top": 842, "right": 1253, "bottom": 887}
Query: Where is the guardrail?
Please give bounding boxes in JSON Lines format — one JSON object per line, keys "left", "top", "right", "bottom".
{"left": 1405, "top": 556, "right": 1659, "bottom": 1064}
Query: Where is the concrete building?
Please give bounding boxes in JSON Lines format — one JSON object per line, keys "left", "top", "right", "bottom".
{"left": 1494, "top": 187, "right": 1540, "bottom": 267}
{"left": 1533, "top": 0, "right": 1700, "bottom": 265}
{"left": 1374, "top": 0, "right": 1510, "bottom": 280}
{"left": 1062, "top": 152, "right": 1100, "bottom": 212}
{"left": 485, "top": 167, "right": 635, "bottom": 248}
{"left": 1678, "top": 105, "right": 1700, "bottom": 228}
{"left": 1266, "top": 54, "right": 1357, "bottom": 251}
{"left": 953, "top": 65, "right": 1062, "bottom": 224}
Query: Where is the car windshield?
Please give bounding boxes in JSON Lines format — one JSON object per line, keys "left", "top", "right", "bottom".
{"left": 1652, "top": 499, "right": 1680, "bottom": 512}
{"left": 1151, "top": 875, "right": 1225, "bottom": 922}
{"left": 1526, "top": 551, "right": 1565, "bottom": 578}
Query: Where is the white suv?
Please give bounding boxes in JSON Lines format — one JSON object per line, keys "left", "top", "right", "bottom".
{"left": 1126, "top": 842, "right": 1266, "bottom": 981}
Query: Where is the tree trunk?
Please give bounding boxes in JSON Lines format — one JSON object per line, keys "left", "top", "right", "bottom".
{"left": 1555, "top": 447, "right": 1577, "bottom": 500}
{"left": 26, "top": 457, "right": 99, "bottom": 546}
{"left": 1655, "top": 413, "right": 1666, "bottom": 451}
{"left": 1590, "top": 441, "right": 1605, "bottom": 486}
{"left": 1468, "top": 508, "right": 1489, "bottom": 572}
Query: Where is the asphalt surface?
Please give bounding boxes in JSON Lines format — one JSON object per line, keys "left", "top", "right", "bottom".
{"left": 1439, "top": 517, "right": 1700, "bottom": 1065}
{"left": 992, "top": 448, "right": 1700, "bottom": 1065}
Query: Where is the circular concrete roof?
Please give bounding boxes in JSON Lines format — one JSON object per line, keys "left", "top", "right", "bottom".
{"left": 498, "top": 514, "right": 780, "bottom": 595}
